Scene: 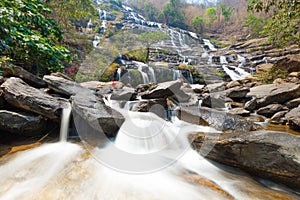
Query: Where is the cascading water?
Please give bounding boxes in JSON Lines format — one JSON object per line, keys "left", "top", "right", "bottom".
{"left": 0, "top": 99, "right": 297, "bottom": 199}
{"left": 116, "top": 67, "right": 122, "bottom": 81}
{"left": 172, "top": 69, "right": 182, "bottom": 80}
{"left": 148, "top": 66, "right": 157, "bottom": 83}
{"left": 203, "top": 39, "right": 217, "bottom": 51}
{"left": 59, "top": 105, "right": 72, "bottom": 142}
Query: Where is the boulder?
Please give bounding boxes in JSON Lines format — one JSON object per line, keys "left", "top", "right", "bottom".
{"left": 43, "top": 75, "right": 89, "bottom": 97}
{"left": 1, "top": 78, "right": 68, "bottom": 120}
{"left": 141, "top": 80, "right": 183, "bottom": 99}
{"left": 244, "top": 98, "right": 258, "bottom": 112}
{"left": 247, "top": 83, "right": 300, "bottom": 108}
{"left": 201, "top": 93, "right": 226, "bottom": 108}
{"left": 275, "top": 54, "right": 300, "bottom": 73}
{"left": 0, "top": 110, "right": 48, "bottom": 136}
{"left": 256, "top": 63, "right": 273, "bottom": 74}
{"left": 226, "top": 80, "right": 241, "bottom": 89}
{"left": 80, "top": 81, "right": 124, "bottom": 91}
{"left": 288, "top": 72, "right": 300, "bottom": 79}
{"left": 270, "top": 111, "right": 288, "bottom": 125}
{"left": 191, "top": 131, "right": 300, "bottom": 189}
{"left": 0, "top": 64, "right": 46, "bottom": 88}
{"left": 257, "top": 104, "right": 287, "bottom": 118}
{"left": 226, "top": 86, "right": 250, "bottom": 99}
{"left": 285, "top": 106, "right": 300, "bottom": 129}
{"left": 136, "top": 84, "right": 150, "bottom": 93}
{"left": 285, "top": 97, "right": 300, "bottom": 109}
{"left": 179, "top": 106, "right": 253, "bottom": 133}
{"left": 111, "top": 87, "right": 137, "bottom": 101}
{"left": 71, "top": 90, "right": 125, "bottom": 139}
{"left": 0, "top": 76, "right": 4, "bottom": 84}
{"left": 131, "top": 99, "right": 167, "bottom": 119}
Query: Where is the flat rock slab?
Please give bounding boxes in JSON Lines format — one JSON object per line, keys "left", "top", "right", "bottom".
{"left": 1, "top": 77, "right": 68, "bottom": 120}
{"left": 191, "top": 131, "right": 300, "bottom": 189}
{"left": 247, "top": 83, "right": 300, "bottom": 108}
{"left": 0, "top": 110, "right": 48, "bottom": 136}
{"left": 43, "top": 75, "right": 89, "bottom": 97}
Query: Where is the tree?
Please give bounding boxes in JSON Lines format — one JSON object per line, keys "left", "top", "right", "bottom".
{"left": 160, "top": 0, "right": 186, "bottom": 29}
{"left": 137, "top": 31, "right": 170, "bottom": 63}
{"left": 247, "top": 0, "right": 300, "bottom": 46}
{"left": 192, "top": 16, "right": 204, "bottom": 34}
{"left": 220, "top": 4, "right": 234, "bottom": 22}
{"left": 243, "top": 14, "right": 266, "bottom": 37}
{"left": 0, "top": 0, "right": 70, "bottom": 73}
{"left": 206, "top": 7, "right": 217, "bottom": 27}
{"left": 143, "top": 2, "right": 159, "bottom": 21}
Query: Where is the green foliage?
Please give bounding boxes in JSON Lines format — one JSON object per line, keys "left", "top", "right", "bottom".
{"left": 243, "top": 14, "right": 266, "bottom": 37}
{"left": 143, "top": 2, "right": 159, "bottom": 22}
{"left": 0, "top": 0, "right": 71, "bottom": 72}
{"left": 247, "top": 0, "right": 300, "bottom": 47}
{"left": 220, "top": 4, "right": 234, "bottom": 22}
{"left": 126, "top": 49, "right": 147, "bottom": 63}
{"left": 160, "top": 0, "right": 186, "bottom": 29}
{"left": 254, "top": 67, "right": 288, "bottom": 84}
{"left": 100, "top": 62, "right": 119, "bottom": 82}
{"left": 206, "top": 7, "right": 217, "bottom": 26}
{"left": 138, "top": 31, "right": 170, "bottom": 47}
{"left": 192, "top": 16, "right": 204, "bottom": 34}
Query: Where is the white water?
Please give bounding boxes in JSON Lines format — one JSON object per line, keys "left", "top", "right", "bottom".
{"left": 148, "top": 66, "right": 157, "bottom": 83}
{"left": 92, "top": 35, "right": 100, "bottom": 47}
{"left": 59, "top": 106, "right": 72, "bottom": 142}
{"left": 172, "top": 69, "right": 182, "bottom": 80}
{"left": 203, "top": 39, "right": 217, "bottom": 51}
{"left": 0, "top": 100, "right": 297, "bottom": 199}
{"left": 222, "top": 65, "right": 250, "bottom": 81}
{"left": 220, "top": 56, "right": 228, "bottom": 64}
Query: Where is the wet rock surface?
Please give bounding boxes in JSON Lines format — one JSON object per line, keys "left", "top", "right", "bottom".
{"left": 191, "top": 131, "right": 300, "bottom": 189}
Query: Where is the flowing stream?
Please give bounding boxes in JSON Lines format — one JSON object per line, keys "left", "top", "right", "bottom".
{"left": 0, "top": 99, "right": 297, "bottom": 200}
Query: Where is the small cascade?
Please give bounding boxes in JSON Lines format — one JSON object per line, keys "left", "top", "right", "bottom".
{"left": 148, "top": 66, "right": 157, "bottom": 83}
{"left": 116, "top": 67, "right": 122, "bottom": 81}
{"left": 203, "top": 39, "right": 217, "bottom": 51}
{"left": 187, "top": 70, "right": 193, "bottom": 84}
{"left": 59, "top": 105, "right": 72, "bottom": 142}
{"left": 220, "top": 56, "right": 228, "bottom": 64}
{"left": 172, "top": 69, "right": 182, "bottom": 80}
{"left": 86, "top": 18, "right": 92, "bottom": 33}
{"left": 222, "top": 65, "right": 250, "bottom": 81}
{"left": 92, "top": 36, "right": 100, "bottom": 47}
{"left": 137, "top": 65, "right": 149, "bottom": 84}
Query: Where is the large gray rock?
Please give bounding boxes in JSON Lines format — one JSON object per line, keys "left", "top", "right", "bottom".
{"left": 226, "top": 86, "right": 249, "bottom": 99}
{"left": 43, "top": 75, "right": 89, "bottom": 97}
{"left": 111, "top": 87, "right": 137, "bottom": 101}
{"left": 1, "top": 64, "right": 46, "bottom": 88}
{"left": 1, "top": 77, "right": 68, "bottom": 120}
{"left": 72, "top": 90, "right": 125, "bottom": 139}
{"left": 257, "top": 104, "right": 286, "bottom": 118}
{"left": 285, "top": 106, "right": 300, "bottom": 129}
{"left": 191, "top": 131, "right": 300, "bottom": 189}
{"left": 179, "top": 106, "right": 253, "bottom": 133}
{"left": 0, "top": 110, "right": 48, "bottom": 136}
{"left": 247, "top": 83, "right": 300, "bottom": 109}
{"left": 141, "top": 80, "right": 183, "bottom": 99}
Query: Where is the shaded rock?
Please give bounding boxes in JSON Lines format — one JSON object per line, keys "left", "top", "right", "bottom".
{"left": 244, "top": 98, "right": 258, "bottom": 112}
{"left": 285, "top": 98, "right": 300, "bottom": 109}
{"left": 191, "top": 131, "right": 300, "bottom": 189}
{"left": 228, "top": 108, "right": 250, "bottom": 117}
{"left": 111, "top": 87, "right": 137, "bottom": 101}
{"left": 256, "top": 63, "right": 273, "bottom": 74}
{"left": 190, "top": 84, "right": 205, "bottom": 93}
{"left": 0, "top": 64, "right": 46, "bottom": 88}
{"left": 270, "top": 111, "right": 288, "bottom": 125}
{"left": 1, "top": 78, "right": 68, "bottom": 120}
{"left": 247, "top": 83, "right": 300, "bottom": 108}
{"left": 205, "top": 82, "right": 225, "bottom": 93}
{"left": 131, "top": 99, "right": 167, "bottom": 119}
{"left": 275, "top": 54, "right": 300, "bottom": 73}
{"left": 179, "top": 106, "right": 253, "bottom": 132}
{"left": 201, "top": 93, "right": 226, "bottom": 108}
{"left": 142, "top": 80, "right": 183, "bottom": 99}
{"left": 257, "top": 104, "right": 286, "bottom": 118}
{"left": 71, "top": 90, "right": 125, "bottom": 139}
{"left": 0, "top": 110, "right": 48, "bottom": 136}
{"left": 285, "top": 106, "right": 300, "bottom": 129}
{"left": 226, "top": 86, "right": 249, "bottom": 99}
{"left": 43, "top": 75, "right": 89, "bottom": 97}
{"left": 0, "top": 76, "right": 4, "bottom": 84}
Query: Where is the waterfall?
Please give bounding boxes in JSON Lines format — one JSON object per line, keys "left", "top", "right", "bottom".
{"left": 220, "top": 56, "right": 228, "bottom": 64}
{"left": 116, "top": 67, "right": 122, "bottom": 81}
{"left": 59, "top": 105, "right": 72, "bottom": 142}
{"left": 148, "top": 66, "right": 157, "bottom": 83}
{"left": 188, "top": 70, "right": 193, "bottom": 84}
{"left": 92, "top": 36, "right": 100, "bottom": 47}
{"left": 173, "top": 69, "right": 182, "bottom": 80}
{"left": 222, "top": 65, "right": 250, "bottom": 81}
{"left": 86, "top": 18, "right": 92, "bottom": 33}
{"left": 137, "top": 66, "right": 149, "bottom": 84}
{"left": 203, "top": 39, "right": 217, "bottom": 51}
